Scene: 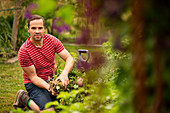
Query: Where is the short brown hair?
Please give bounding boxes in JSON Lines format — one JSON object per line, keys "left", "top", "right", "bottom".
{"left": 27, "top": 15, "right": 45, "bottom": 28}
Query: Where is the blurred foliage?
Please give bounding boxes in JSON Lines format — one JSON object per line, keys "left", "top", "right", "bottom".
{"left": 38, "top": 37, "right": 131, "bottom": 113}
{"left": 5, "top": 0, "right": 170, "bottom": 113}
{"left": 16, "top": 17, "right": 30, "bottom": 50}
{"left": 0, "top": 15, "right": 29, "bottom": 61}
{"left": 55, "top": 5, "right": 74, "bottom": 25}
{"left": 35, "top": 0, "right": 56, "bottom": 15}
{"left": 10, "top": 0, "right": 132, "bottom": 112}
{"left": 30, "top": 0, "right": 77, "bottom": 41}
{"left": 0, "top": 16, "right": 13, "bottom": 50}
{"left": 143, "top": 1, "right": 170, "bottom": 112}
{"left": 0, "top": 16, "right": 16, "bottom": 61}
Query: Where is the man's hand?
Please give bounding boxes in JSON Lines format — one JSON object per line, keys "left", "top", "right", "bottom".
{"left": 48, "top": 88, "right": 58, "bottom": 96}
{"left": 56, "top": 73, "right": 69, "bottom": 89}
{"left": 57, "top": 49, "right": 74, "bottom": 89}
{"left": 48, "top": 78, "right": 62, "bottom": 96}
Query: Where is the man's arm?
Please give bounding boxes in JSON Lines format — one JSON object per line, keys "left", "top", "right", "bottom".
{"left": 57, "top": 49, "right": 74, "bottom": 88}
{"left": 22, "top": 65, "right": 50, "bottom": 90}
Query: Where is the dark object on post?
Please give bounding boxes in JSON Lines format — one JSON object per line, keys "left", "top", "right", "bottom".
{"left": 78, "top": 49, "right": 89, "bottom": 62}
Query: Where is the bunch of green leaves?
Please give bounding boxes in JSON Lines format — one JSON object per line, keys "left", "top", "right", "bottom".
{"left": 30, "top": 0, "right": 80, "bottom": 42}
{"left": 31, "top": 0, "right": 75, "bottom": 27}
{"left": 44, "top": 42, "right": 129, "bottom": 113}
{"left": 0, "top": 15, "right": 29, "bottom": 61}
{"left": 0, "top": 16, "right": 13, "bottom": 51}
{"left": 0, "top": 16, "right": 17, "bottom": 61}
{"left": 54, "top": 51, "right": 82, "bottom": 91}
{"left": 102, "top": 37, "right": 133, "bottom": 113}
{"left": 45, "top": 87, "right": 87, "bottom": 112}
{"left": 102, "top": 37, "right": 130, "bottom": 61}
{"left": 16, "top": 17, "right": 30, "bottom": 50}
{"left": 45, "top": 67, "right": 120, "bottom": 113}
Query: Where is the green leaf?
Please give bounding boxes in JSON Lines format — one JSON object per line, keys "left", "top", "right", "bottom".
{"left": 11, "top": 108, "right": 25, "bottom": 113}
{"left": 55, "top": 105, "right": 67, "bottom": 110}
{"left": 73, "top": 84, "right": 79, "bottom": 89}
{"left": 105, "top": 104, "right": 114, "bottom": 110}
{"left": 45, "top": 101, "right": 59, "bottom": 109}
{"left": 78, "top": 88, "right": 85, "bottom": 93}
{"left": 41, "top": 110, "right": 56, "bottom": 113}
{"left": 55, "top": 5, "right": 74, "bottom": 25}
{"left": 32, "top": 0, "right": 56, "bottom": 15}
{"left": 25, "top": 110, "right": 35, "bottom": 113}
{"left": 69, "top": 102, "right": 84, "bottom": 111}
{"left": 56, "top": 85, "right": 60, "bottom": 90}
{"left": 57, "top": 92, "right": 70, "bottom": 99}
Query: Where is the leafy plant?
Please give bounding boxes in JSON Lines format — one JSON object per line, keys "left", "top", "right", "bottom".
{"left": 41, "top": 37, "right": 130, "bottom": 113}
{"left": 0, "top": 16, "right": 17, "bottom": 61}
{"left": 16, "top": 17, "right": 30, "bottom": 50}
{"left": 0, "top": 15, "right": 29, "bottom": 61}
{"left": 0, "top": 16, "right": 13, "bottom": 50}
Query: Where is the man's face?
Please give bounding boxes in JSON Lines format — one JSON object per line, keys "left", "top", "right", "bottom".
{"left": 28, "top": 19, "right": 45, "bottom": 41}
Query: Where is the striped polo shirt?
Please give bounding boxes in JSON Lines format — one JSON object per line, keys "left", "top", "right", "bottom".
{"left": 18, "top": 34, "right": 65, "bottom": 83}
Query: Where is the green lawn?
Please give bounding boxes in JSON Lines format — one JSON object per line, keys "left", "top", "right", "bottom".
{"left": 0, "top": 44, "right": 102, "bottom": 113}
{"left": 0, "top": 62, "right": 24, "bottom": 112}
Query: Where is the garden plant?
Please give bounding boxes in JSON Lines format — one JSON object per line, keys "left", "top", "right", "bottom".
{"left": 0, "top": 0, "right": 170, "bottom": 113}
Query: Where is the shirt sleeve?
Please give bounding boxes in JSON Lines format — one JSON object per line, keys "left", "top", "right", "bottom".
{"left": 53, "top": 36, "right": 65, "bottom": 54}
{"left": 18, "top": 48, "right": 33, "bottom": 67}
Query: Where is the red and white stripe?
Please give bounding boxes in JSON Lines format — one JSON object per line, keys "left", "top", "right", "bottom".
{"left": 18, "top": 34, "right": 64, "bottom": 83}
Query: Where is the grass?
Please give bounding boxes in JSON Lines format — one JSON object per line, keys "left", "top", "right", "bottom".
{"left": 0, "top": 62, "right": 24, "bottom": 113}
{"left": 0, "top": 44, "right": 103, "bottom": 113}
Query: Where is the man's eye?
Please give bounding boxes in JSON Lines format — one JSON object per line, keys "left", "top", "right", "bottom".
{"left": 39, "top": 27, "right": 43, "bottom": 29}
{"left": 31, "top": 27, "right": 36, "bottom": 30}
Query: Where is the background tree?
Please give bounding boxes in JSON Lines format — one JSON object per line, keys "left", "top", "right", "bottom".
{"left": 132, "top": 0, "right": 146, "bottom": 112}
{"left": 1, "top": 0, "right": 170, "bottom": 112}
{"left": 11, "top": 0, "right": 22, "bottom": 51}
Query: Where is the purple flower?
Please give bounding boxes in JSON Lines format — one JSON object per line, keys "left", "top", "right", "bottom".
{"left": 52, "top": 17, "right": 70, "bottom": 33}
{"left": 76, "top": 51, "right": 105, "bottom": 72}
{"left": 89, "top": 51, "right": 105, "bottom": 69}
{"left": 76, "top": 27, "right": 91, "bottom": 44}
{"left": 76, "top": 0, "right": 82, "bottom": 2}
{"left": 76, "top": 60, "right": 91, "bottom": 72}
{"left": 24, "top": 3, "right": 38, "bottom": 19}
{"left": 84, "top": 0, "right": 91, "bottom": 17}
{"left": 24, "top": 10, "right": 32, "bottom": 19}
{"left": 95, "top": 34, "right": 108, "bottom": 44}
{"left": 102, "top": 0, "right": 123, "bottom": 19}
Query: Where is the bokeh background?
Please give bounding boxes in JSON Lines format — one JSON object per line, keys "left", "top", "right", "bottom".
{"left": 0, "top": 0, "right": 170, "bottom": 113}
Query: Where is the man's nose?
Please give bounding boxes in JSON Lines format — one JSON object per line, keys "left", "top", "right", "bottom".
{"left": 35, "top": 28, "right": 40, "bottom": 33}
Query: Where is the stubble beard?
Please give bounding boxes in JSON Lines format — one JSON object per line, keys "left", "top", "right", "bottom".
{"left": 32, "top": 34, "right": 43, "bottom": 41}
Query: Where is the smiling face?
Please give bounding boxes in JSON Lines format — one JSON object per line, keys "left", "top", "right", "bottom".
{"left": 28, "top": 19, "right": 45, "bottom": 41}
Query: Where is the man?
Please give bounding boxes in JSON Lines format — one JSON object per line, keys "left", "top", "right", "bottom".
{"left": 13, "top": 15, "right": 74, "bottom": 112}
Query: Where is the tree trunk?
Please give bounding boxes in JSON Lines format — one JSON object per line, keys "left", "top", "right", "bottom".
{"left": 11, "top": 0, "right": 22, "bottom": 51}
{"left": 132, "top": 0, "right": 146, "bottom": 113}
{"left": 150, "top": 36, "right": 163, "bottom": 113}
